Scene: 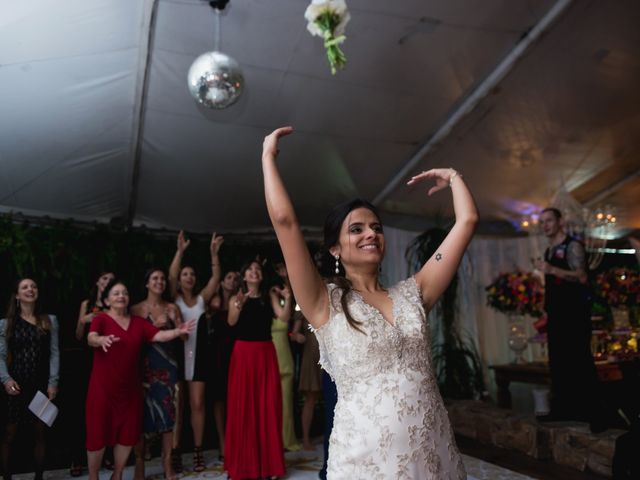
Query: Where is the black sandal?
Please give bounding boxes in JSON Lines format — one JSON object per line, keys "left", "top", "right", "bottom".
{"left": 69, "top": 463, "right": 83, "bottom": 477}
{"left": 193, "top": 446, "right": 205, "bottom": 472}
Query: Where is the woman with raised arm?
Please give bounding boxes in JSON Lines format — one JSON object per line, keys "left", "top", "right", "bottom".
{"left": 207, "top": 270, "right": 241, "bottom": 461}
{"left": 224, "top": 259, "right": 291, "bottom": 480}
{"left": 262, "top": 126, "right": 477, "bottom": 479}
{"left": 131, "top": 268, "right": 184, "bottom": 480}
{"left": 167, "top": 231, "right": 222, "bottom": 471}
{"left": 0, "top": 278, "right": 59, "bottom": 480}
{"left": 85, "top": 279, "right": 195, "bottom": 480}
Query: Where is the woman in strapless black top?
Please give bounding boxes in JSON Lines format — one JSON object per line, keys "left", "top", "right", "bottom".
{"left": 223, "top": 260, "right": 292, "bottom": 480}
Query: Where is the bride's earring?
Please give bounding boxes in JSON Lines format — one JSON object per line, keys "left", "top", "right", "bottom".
{"left": 334, "top": 255, "right": 340, "bottom": 275}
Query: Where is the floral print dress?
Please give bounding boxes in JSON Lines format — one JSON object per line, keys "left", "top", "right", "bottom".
{"left": 142, "top": 316, "right": 179, "bottom": 433}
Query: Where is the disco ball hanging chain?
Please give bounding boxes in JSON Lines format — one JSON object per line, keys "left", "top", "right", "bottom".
{"left": 187, "top": 0, "right": 244, "bottom": 109}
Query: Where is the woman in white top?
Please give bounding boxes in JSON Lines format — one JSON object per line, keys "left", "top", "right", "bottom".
{"left": 262, "top": 126, "right": 477, "bottom": 479}
{"left": 168, "top": 231, "right": 222, "bottom": 471}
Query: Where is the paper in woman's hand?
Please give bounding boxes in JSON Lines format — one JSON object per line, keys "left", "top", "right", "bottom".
{"left": 28, "top": 390, "right": 58, "bottom": 427}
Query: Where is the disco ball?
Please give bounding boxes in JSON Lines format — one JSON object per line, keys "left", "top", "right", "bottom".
{"left": 187, "top": 51, "right": 244, "bottom": 109}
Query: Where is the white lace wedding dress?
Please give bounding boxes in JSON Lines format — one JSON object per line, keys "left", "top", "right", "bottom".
{"left": 313, "top": 277, "right": 467, "bottom": 479}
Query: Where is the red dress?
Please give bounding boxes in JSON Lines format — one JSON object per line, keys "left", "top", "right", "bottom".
{"left": 85, "top": 313, "right": 158, "bottom": 451}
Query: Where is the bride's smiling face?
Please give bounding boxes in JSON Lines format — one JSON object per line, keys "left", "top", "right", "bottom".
{"left": 331, "top": 207, "right": 385, "bottom": 270}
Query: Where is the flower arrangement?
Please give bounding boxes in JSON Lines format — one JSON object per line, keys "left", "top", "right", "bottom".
{"left": 304, "top": 0, "right": 350, "bottom": 74}
{"left": 485, "top": 271, "right": 545, "bottom": 317}
{"left": 594, "top": 268, "right": 640, "bottom": 306}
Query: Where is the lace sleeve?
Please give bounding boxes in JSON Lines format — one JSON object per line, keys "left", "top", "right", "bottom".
{"left": 48, "top": 315, "right": 60, "bottom": 388}
{"left": 0, "top": 319, "right": 11, "bottom": 385}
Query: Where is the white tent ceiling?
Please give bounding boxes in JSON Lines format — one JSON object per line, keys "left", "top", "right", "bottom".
{"left": 1, "top": 0, "right": 638, "bottom": 236}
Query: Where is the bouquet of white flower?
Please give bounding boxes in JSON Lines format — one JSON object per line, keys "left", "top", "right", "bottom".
{"left": 304, "top": 0, "right": 350, "bottom": 74}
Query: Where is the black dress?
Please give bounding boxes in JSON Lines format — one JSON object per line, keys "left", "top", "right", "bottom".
{"left": 6, "top": 318, "right": 55, "bottom": 424}
{"left": 209, "top": 308, "right": 235, "bottom": 401}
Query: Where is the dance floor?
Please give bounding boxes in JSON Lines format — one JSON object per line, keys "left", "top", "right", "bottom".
{"left": 17, "top": 444, "right": 534, "bottom": 480}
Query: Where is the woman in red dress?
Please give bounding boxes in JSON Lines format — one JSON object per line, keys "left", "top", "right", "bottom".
{"left": 71, "top": 271, "right": 115, "bottom": 476}
{"left": 85, "top": 279, "right": 195, "bottom": 480}
{"left": 224, "top": 260, "right": 291, "bottom": 480}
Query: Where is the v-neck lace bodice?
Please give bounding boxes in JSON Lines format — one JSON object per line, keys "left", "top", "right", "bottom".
{"left": 351, "top": 288, "right": 396, "bottom": 327}
{"left": 313, "top": 277, "right": 431, "bottom": 387}
{"left": 312, "top": 276, "right": 466, "bottom": 479}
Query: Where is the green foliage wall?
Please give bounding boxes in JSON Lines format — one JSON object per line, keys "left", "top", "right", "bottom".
{"left": 0, "top": 215, "right": 291, "bottom": 349}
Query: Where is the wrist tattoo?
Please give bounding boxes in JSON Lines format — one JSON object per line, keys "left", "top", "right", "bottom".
{"left": 435, "top": 253, "right": 443, "bottom": 261}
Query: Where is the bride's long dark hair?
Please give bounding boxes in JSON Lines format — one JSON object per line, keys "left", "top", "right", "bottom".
{"left": 322, "top": 198, "right": 382, "bottom": 334}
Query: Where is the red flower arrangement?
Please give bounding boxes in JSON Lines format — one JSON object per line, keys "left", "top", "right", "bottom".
{"left": 485, "top": 271, "right": 545, "bottom": 317}
{"left": 594, "top": 268, "right": 640, "bottom": 307}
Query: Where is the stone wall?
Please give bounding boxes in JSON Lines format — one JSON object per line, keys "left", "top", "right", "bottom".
{"left": 447, "top": 400, "right": 624, "bottom": 477}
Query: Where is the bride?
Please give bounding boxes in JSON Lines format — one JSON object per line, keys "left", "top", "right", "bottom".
{"left": 261, "top": 126, "right": 477, "bottom": 479}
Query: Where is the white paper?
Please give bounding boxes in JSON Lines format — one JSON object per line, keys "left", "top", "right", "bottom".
{"left": 28, "top": 390, "right": 58, "bottom": 427}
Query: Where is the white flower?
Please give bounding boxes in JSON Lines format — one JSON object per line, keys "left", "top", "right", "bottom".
{"left": 304, "top": 0, "right": 351, "bottom": 74}
{"left": 304, "top": 0, "right": 351, "bottom": 37}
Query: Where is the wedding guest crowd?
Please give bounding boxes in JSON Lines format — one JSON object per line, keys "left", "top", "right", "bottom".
{"left": 0, "top": 230, "right": 324, "bottom": 480}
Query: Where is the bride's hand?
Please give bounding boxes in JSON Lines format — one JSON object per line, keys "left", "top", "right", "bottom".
{"left": 263, "top": 126, "right": 293, "bottom": 159}
{"left": 407, "top": 168, "right": 459, "bottom": 196}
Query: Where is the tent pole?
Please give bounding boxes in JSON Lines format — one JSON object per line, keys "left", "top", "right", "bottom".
{"left": 125, "top": 0, "right": 160, "bottom": 228}
{"left": 584, "top": 168, "right": 640, "bottom": 207}
{"left": 372, "top": 0, "right": 573, "bottom": 207}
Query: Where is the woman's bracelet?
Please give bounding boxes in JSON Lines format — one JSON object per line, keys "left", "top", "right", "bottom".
{"left": 449, "top": 169, "right": 461, "bottom": 187}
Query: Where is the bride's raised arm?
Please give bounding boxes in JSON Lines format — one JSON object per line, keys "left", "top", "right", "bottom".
{"left": 262, "top": 127, "right": 329, "bottom": 329}
{"left": 407, "top": 168, "right": 478, "bottom": 311}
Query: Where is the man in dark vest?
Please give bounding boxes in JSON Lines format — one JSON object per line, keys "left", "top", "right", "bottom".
{"left": 535, "top": 207, "right": 605, "bottom": 432}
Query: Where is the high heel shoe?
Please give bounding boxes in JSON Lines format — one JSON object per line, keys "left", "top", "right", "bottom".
{"left": 69, "top": 463, "right": 83, "bottom": 477}
{"left": 193, "top": 446, "right": 205, "bottom": 472}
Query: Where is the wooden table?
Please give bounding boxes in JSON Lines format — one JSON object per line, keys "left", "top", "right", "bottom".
{"left": 489, "top": 361, "right": 624, "bottom": 409}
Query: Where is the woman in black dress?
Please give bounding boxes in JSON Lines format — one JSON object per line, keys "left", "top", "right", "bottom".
{"left": 206, "top": 270, "right": 241, "bottom": 460}
{"left": 0, "top": 278, "right": 60, "bottom": 480}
